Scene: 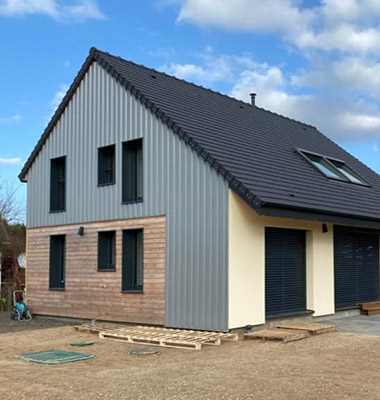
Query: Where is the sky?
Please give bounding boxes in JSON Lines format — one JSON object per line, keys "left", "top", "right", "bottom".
{"left": 1, "top": 0, "right": 380, "bottom": 213}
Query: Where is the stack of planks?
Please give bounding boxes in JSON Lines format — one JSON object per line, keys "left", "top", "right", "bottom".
{"left": 360, "top": 301, "right": 380, "bottom": 316}
{"left": 244, "top": 323, "right": 337, "bottom": 343}
{"left": 75, "top": 324, "right": 239, "bottom": 350}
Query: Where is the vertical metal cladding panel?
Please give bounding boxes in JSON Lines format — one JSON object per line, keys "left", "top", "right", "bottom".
{"left": 25, "top": 62, "right": 229, "bottom": 331}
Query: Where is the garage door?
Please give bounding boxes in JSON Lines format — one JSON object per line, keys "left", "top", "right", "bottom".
{"left": 265, "top": 228, "right": 307, "bottom": 318}
{"left": 334, "top": 226, "right": 379, "bottom": 308}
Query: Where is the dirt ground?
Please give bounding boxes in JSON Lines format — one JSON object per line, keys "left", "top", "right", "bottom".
{"left": 1, "top": 313, "right": 380, "bottom": 400}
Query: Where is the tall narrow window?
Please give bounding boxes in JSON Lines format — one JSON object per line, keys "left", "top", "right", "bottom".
{"left": 98, "top": 144, "right": 115, "bottom": 185}
{"left": 49, "top": 235, "right": 65, "bottom": 290}
{"left": 50, "top": 156, "right": 66, "bottom": 212}
{"left": 122, "top": 229, "right": 143, "bottom": 292}
{"left": 98, "top": 231, "right": 116, "bottom": 271}
{"left": 122, "top": 139, "right": 143, "bottom": 203}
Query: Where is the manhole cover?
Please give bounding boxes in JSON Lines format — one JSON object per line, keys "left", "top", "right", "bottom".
{"left": 130, "top": 348, "right": 159, "bottom": 356}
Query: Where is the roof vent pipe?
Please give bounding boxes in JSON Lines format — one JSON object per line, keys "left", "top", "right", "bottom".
{"left": 250, "top": 93, "right": 257, "bottom": 106}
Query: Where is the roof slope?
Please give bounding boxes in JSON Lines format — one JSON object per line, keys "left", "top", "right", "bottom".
{"left": 20, "top": 48, "right": 380, "bottom": 226}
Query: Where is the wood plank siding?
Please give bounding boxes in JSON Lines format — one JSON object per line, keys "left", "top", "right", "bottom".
{"left": 26, "top": 216, "right": 166, "bottom": 325}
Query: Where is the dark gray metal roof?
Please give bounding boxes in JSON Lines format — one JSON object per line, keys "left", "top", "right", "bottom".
{"left": 20, "top": 48, "right": 380, "bottom": 227}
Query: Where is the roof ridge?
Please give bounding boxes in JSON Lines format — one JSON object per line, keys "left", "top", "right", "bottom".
{"left": 90, "top": 47, "right": 316, "bottom": 130}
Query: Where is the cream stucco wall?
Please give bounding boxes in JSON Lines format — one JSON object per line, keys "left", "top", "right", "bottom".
{"left": 228, "top": 190, "right": 335, "bottom": 329}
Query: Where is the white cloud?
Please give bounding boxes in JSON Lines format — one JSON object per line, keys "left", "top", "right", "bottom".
{"left": 161, "top": 50, "right": 380, "bottom": 141}
{"left": 177, "top": 0, "right": 313, "bottom": 36}
{"left": 51, "top": 84, "right": 69, "bottom": 111}
{"left": 0, "top": 114, "right": 22, "bottom": 124}
{"left": 0, "top": 157, "right": 22, "bottom": 165}
{"left": 165, "top": 1, "right": 380, "bottom": 143}
{"left": 0, "top": 0, "right": 105, "bottom": 21}
{"left": 373, "top": 144, "right": 379, "bottom": 152}
{"left": 175, "top": 0, "right": 380, "bottom": 54}
{"left": 163, "top": 60, "right": 232, "bottom": 83}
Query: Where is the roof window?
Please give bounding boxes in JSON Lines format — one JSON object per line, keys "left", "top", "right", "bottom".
{"left": 299, "top": 150, "right": 369, "bottom": 186}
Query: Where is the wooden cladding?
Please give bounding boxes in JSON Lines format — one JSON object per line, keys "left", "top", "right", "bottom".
{"left": 26, "top": 216, "right": 166, "bottom": 325}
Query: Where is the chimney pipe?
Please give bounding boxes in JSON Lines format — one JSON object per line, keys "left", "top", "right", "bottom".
{"left": 250, "top": 93, "right": 257, "bottom": 106}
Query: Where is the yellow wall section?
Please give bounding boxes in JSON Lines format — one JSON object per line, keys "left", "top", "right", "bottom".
{"left": 228, "top": 190, "right": 335, "bottom": 329}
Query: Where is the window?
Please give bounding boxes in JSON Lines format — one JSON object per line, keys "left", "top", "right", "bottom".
{"left": 49, "top": 235, "right": 65, "bottom": 290}
{"left": 98, "top": 231, "right": 116, "bottom": 271}
{"left": 98, "top": 145, "right": 115, "bottom": 185}
{"left": 329, "top": 160, "right": 366, "bottom": 185}
{"left": 305, "top": 153, "right": 343, "bottom": 180}
{"left": 122, "top": 229, "right": 143, "bottom": 292}
{"left": 50, "top": 156, "right": 66, "bottom": 212}
{"left": 299, "top": 150, "right": 368, "bottom": 186}
{"left": 122, "top": 139, "right": 143, "bottom": 203}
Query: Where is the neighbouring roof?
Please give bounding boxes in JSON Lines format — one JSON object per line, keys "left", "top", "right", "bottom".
{"left": 19, "top": 48, "right": 380, "bottom": 227}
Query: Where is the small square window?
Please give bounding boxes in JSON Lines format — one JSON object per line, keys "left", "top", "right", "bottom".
{"left": 98, "top": 231, "right": 116, "bottom": 271}
{"left": 98, "top": 145, "right": 115, "bottom": 186}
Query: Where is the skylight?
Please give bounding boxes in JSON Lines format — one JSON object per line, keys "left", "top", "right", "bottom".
{"left": 329, "top": 160, "right": 365, "bottom": 185}
{"left": 299, "top": 150, "right": 369, "bottom": 186}
{"left": 306, "top": 154, "right": 343, "bottom": 180}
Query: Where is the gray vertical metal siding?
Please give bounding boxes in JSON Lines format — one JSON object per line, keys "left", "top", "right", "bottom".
{"left": 26, "top": 62, "right": 229, "bottom": 331}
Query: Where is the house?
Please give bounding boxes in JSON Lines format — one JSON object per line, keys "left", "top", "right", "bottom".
{"left": 19, "top": 48, "right": 380, "bottom": 332}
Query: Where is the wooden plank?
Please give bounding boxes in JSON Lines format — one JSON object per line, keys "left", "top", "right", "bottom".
{"left": 244, "top": 329, "right": 310, "bottom": 343}
{"left": 360, "top": 301, "right": 380, "bottom": 310}
{"left": 361, "top": 308, "right": 380, "bottom": 316}
{"left": 277, "top": 323, "right": 337, "bottom": 335}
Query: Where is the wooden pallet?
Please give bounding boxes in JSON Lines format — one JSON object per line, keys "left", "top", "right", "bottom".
{"left": 360, "top": 302, "right": 380, "bottom": 316}
{"left": 277, "top": 323, "right": 337, "bottom": 335}
{"left": 75, "top": 324, "right": 238, "bottom": 351}
{"left": 244, "top": 328, "right": 310, "bottom": 343}
{"left": 74, "top": 323, "right": 127, "bottom": 334}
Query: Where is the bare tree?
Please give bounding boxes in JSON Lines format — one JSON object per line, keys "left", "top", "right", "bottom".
{"left": 0, "top": 179, "right": 24, "bottom": 225}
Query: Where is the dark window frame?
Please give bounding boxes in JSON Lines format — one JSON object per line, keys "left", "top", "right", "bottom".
{"left": 122, "top": 138, "right": 143, "bottom": 204}
{"left": 50, "top": 156, "right": 66, "bottom": 213}
{"left": 49, "top": 234, "right": 65, "bottom": 290}
{"left": 98, "top": 144, "right": 116, "bottom": 186}
{"left": 122, "top": 229, "right": 143, "bottom": 293}
{"left": 297, "top": 149, "right": 370, "bottom": 187}
{"left": 97, "top": 230, "right": 116, "bottom": 271}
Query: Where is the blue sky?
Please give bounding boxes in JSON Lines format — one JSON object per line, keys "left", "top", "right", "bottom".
{"left": 1, "top": 0, "right": 380, "bottom": 212}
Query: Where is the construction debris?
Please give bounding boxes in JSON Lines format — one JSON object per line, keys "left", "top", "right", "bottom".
{"left": 277, "top": 323, "right": 337, "bottom": 335}
{"left": 244, "top": 323, "right": 337, "bottom": 343}
{"left": 244, "top": 328, "right": 310, "bottom": 343}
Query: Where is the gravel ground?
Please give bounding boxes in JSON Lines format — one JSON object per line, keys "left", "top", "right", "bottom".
{"left": 1, "top": 314, "right": 380, "bottom": 400}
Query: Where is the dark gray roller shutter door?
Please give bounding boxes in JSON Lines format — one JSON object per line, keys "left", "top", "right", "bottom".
{"left": 334, "top": 226, "right": 379, "bottom": 308}
{"left": 265, "top": 228, "right": 307, "bottom": 317}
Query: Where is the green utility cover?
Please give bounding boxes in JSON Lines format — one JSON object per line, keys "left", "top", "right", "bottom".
{"left": 69, "top": 342, "right": 96, "bottom": 347}
{"left": 19, "top": 350, "right": 94, "bottom": 365}
{"left": 130, "top": 348, "right": 159, "bottom": 356}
